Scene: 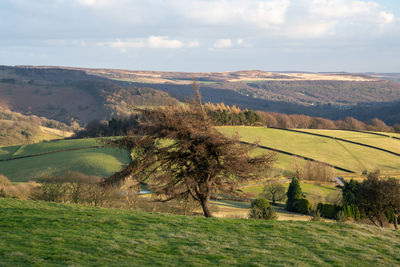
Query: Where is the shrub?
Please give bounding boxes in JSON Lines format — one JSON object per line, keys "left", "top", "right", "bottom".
{"left": 294, "top": 199, "right": 311, "bottom": 214}
{"left": 249, "top": 198, "right": 277, "bottom": 220}
{"left": 0, "top": 188, "right": 7, "bottom": 198}
{"left": 336, "top": 210, "right": 348, "bottom": 222}
{"left": 286, "top": 178, "right": 302, "bottom": 211}
{"left": 310, "top": 210, "right": 322, "bottom": 221}
{"left": 317, "top": 203, "right": 342, "bottom": 219}
{"left": 0, "top": 174, "right": 11, "bottom": 186}
{"left": 31, "top": 178, "right": 68, "bottom": 202}
{"left": 343, "top": 204, "right": 360, "bottom": 221}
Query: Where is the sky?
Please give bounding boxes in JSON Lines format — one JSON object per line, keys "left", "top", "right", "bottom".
{"left": 0, "top": 0, "right": 399, "bottom": 72}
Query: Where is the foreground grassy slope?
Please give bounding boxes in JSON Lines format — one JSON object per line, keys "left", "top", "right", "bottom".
{"left": 217, "top": 126, "right": 400, "bottom": 175}
{"left": 0, "top": 139, "right": 130, "bottom": 182}
{"left": 1, "top": 199, "right": 399, "bottom": 266}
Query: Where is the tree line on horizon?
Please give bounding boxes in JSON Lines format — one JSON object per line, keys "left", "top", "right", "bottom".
{"left": 74, "top": 102, "right": 400, "bottom": 138}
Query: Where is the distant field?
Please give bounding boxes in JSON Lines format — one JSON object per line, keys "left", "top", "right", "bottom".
{"left": 299, "top": 129, "right": 400, "bottom": 154}
{"left": 217, "top": 126, "right": 400, "bottom": 175}
{"left": 0, "top": 139, "right": 130, "bottom": 182}
{"left": 384, "top": 132, "right": 400, "bottom": 138}
{"left": 241, "top": 181, "right": 338, "bottom": 198}
{"left": 2, "top": 127, "right": 400, "bottom": 182}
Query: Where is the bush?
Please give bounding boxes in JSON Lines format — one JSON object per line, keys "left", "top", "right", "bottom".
{"left": 343, "top": 204, "right": 360, "bottom": 221}
{"left": 249, "top": 198, "right": 277, "bottom": 220}
{"left": 0, "top": 188, "right": 7, "bottom": 198}
{"left": 310, "top": 210, "right": 322, "bottom": 221}
{"left": 0, "top": 174, "right": 11, "bottom": 186}
{"left": 294, "top": 199, "right": 311, "bottom": 214}
{"left": 31, "top": 177, "right": 68, "bottom": 202}
{"left": 336, "top": 210, "right": 348, "bottom": 222}
{"left": 317, "top": 203, "right": 342, "bottom": 219}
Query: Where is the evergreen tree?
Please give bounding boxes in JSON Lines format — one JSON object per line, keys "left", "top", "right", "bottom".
{"left": 286, "top": 177, "right": 302, "bottom": 211}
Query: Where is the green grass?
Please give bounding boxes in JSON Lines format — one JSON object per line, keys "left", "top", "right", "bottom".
{"left": 11, "top": 138, "right": 102, "bottom": 158}
{"left": 242, "top": 182, "right": 338, "bottom": 200}
{"left": 299, "top": 129, "right": 400, "bottom": 154}
{"left": 1, "top": 198, "right": 400, "bottom": 266}
{"left": 217, "top": 126, "right": 400, "bottom": 175}
{"left": 2, "top": 127, "right": 400, "bottom": 183}
{"left": 0, "top": 147, "right": 130, "bottom": 182}
{"left": 0, "top": 145, "right": 20, "bottom": 160}
{"left": 382, "top": 132, "right": 400, "bottom": 138}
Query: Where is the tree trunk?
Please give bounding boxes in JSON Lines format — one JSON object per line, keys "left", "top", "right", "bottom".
{"left": 394, "top": 214, "right": 398, "bottom": 230}
{"left": 199, "top": 197, "right": 213, "bottom": 217}
{"left": 369, "top": 216, "right": 379, "bottom": 227}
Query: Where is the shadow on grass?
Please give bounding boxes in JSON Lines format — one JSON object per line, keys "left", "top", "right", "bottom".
{"left": 212, "top": 199, "right": 250, "bottom": 209}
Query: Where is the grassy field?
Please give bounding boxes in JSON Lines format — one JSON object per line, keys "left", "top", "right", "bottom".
{"left": 0, "top": 138, "right": 103, "bottom": 160}
{"left": 10, "top": 138, "right": 101, "bottom": 158}
{"left": 241, "top": 181, "right": 338, "bottom": 198}
{"left": 240, "top": 181, "right": 340, "bottom": 210}
{"left": 217, "top": 126, "right": 400, "bottom": 175}
{"left": 2, "top": 127, "right": 400, "bottom": 182}
{"left": 0, "top": 139, "right": 130, "bottom": 182}
{"left": 299, "top": 129, "right": 400, "bottom": 154}
{"left": 1, "top": 198, "right": 399, "bottom": 266}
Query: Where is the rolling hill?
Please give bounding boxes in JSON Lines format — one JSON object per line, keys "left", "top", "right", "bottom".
{"left": 217, "top": 127, "right": 400, "bottom": 176}
{"left": 1, "top": 127, "right": 400, "bottom": 182}
{"left": 0, "top": 107, "right": 74, "bottom": 146}
{"left": 1, "top": 65, "right": 400, "bottom": 125}
{"left": 0, "top": 138, "right": 130, "bottom": 182}
{"left": 0, "top": 198, "right": 399, "bottom": 266}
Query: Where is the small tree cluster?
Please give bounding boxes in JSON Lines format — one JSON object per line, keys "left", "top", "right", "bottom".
{"left": 286, "top": 178, "right": 311, "bottom": 214}
{"left": 31, "top": 172, "right": 129, "bottom": 207}
{"left": 249, "top": 198, "right": 277, "bottom": 220}
{"left": 293, "top": 160, "right": 334, "bottom": 182}
{"left": 258, "top": 111, "right": 396, "bottom": 133}
{"left": 0, "top": 174, "right": 37, "bottom": 199}
{"left": 342, "top": 171, "right": 400, "bottom": 228}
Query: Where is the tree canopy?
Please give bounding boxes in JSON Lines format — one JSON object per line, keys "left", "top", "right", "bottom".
{"left": 104, "top": 82, "right": 276, "bottom": 217}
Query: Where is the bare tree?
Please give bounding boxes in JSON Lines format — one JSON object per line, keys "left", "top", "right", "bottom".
{"left": 261, "top": 182, "right": 286, "bottom": 205}
{"left": 104, "top": 82, "right": 276, "bottom": 217}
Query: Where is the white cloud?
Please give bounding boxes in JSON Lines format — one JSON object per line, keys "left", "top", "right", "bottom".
{"left": 99, "top": 36, "right": 198, "bottom": 50}
{"left": 147, "top": 36, "right": 183, "bottom": 49}
{"left": 273, "top": 0, "right": 397, "bottom": 38}
{"left": 286, "top": 22, "right": 337, "bottom": 38}
{"left": 307, "top": 0, "right": 395, "bottom": 26}
{"left": 76, "top": 0, "right": 98, "bottom": 6}
{"left": 213, "top": 39, "right": 232, "bottom": 49}
{"left": 70, "top": 0, "right": 396, "bottom": 39}
{"left": 379, "top": 11, "right": 395, "bottom": 24}
{"left": 249, "top": 0, "right": 291, "bottom": 28}
{"left": 108, "top": 39, "right": 146, "bottom": 49}
{"left": 178, "top": 0, "right": 290, "bottom": 28}
{"left": 308, "top": 0, "right": 378, "bottom": 18}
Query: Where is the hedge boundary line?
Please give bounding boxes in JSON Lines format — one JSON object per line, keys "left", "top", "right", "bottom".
{"left": 239, "top": 141, "right": 355, "bottom": 173}
{"left": 0, "top": 146, "right": 103, "bottom": 162}
{"left": 268, "top": 127, "right": 400, "bottom": 158}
